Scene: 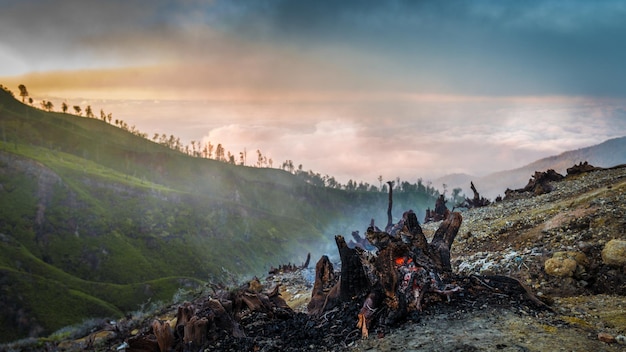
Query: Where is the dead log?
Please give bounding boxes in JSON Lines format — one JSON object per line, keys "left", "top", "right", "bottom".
{"left": 566, "top": 161, "right": 598, "bottom": 176}
{"left": 505, "top": 169, "right": 564, "bottom": 198}
{"left": 470, "top": 275, "right": 552, "bottom": 311}
{"left": 126, "top": 334, "right": 159, "bottom": 352}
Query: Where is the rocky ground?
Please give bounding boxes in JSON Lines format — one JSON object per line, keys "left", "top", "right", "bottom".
{"left": 352, "top": 166, "right": 626, "bottom": 351}
{"left": 3, "top": 166, "right": 626, "bottom": 351}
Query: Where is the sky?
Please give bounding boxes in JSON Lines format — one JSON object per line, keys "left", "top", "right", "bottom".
{"left": 2, "top": 0, "right": 626, "bottom": 188}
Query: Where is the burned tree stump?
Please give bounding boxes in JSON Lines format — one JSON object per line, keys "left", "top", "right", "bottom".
{"left": 308, "top": 205, "right": 553, "bottom": 339}
{"left": 269, "top": 252, "right": 312, "bottom": 274}
{"left": 465, "top": 181, "right": 490, "bottom": 208}
{"left": 309, "top": 210, "right": 466, "bottom": 337}
{"left": 336, "top": 235, "right": 370, "bottom": 300}
{"left": 307, "top": 255, "right": 338, "bottom": 316}
{"left": 424, "top": 194, "right": 450, "bottom": 223}
{"left": 151, "top": 319, "right": 174, "bottom": 352}
{"left": 429, "top": 211, "right": 462, "bottom": 272}
{"left": 505, "top": 169, "right": 564, "bottom": 198}
{"left": 566, "top": 161, "right": 599, "bottom": 176}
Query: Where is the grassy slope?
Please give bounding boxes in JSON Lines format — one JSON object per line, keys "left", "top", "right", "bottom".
{"left": 0, "top": 89, "right": 438, "bottom": 341}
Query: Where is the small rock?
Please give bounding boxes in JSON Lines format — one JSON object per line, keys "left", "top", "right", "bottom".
{"left": 598, "top": 332, "right": 616, "bottom": 343}
{"left": 616, "top": 335, "right": 626, "bottom": 345}
{"left": 544, "top": 257, "right": 576, "bottom": 276}
{"left": 544, "top": 251, "right": 587, "bottom": 277}
{"left": 601, "top": 239, "right": 626, "bottom": 266}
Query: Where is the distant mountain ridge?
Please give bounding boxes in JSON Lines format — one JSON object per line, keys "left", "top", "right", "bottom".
{"left": 435, "top": 136, "right": 626, "bottom": 200}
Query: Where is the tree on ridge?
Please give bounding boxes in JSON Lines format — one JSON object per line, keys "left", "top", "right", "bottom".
{"left": 18, "top": 84, "right": 28, "bottom": 103}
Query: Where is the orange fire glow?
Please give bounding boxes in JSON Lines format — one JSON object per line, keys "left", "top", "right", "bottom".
{"left": 395, "top": 257, "right": 413, "bottom": 266}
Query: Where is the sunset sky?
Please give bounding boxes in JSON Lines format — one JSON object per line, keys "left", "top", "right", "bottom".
{"left": 2, "top": 0, "right": 626, "bottom": 187}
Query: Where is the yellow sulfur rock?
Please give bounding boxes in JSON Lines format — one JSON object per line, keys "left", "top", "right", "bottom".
{"left": 544, "top": 251, "right": 587, "bottom": 277}
{"left": 601, "top": 239, "right": 626, "bottom": 266}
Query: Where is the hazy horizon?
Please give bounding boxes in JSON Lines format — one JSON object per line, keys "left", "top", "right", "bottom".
{"left": 2, "top": 0, "right": 626, "bottom": 186}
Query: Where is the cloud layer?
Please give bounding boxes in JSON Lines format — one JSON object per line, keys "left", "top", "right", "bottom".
{"left": 2, "top": 1, "right": 626, "bottom": 187}
{"left": 3, "top": 0, "right": 626, "bottom": 96}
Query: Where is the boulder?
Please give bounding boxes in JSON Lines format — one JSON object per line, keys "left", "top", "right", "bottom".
{"left": 601, "top": 239, "right": 626, "bottom": 266}
{"left": 544, "top": 251, "right": 588, "bottom": 277}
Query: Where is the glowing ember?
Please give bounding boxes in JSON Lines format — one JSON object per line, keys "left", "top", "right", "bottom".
{"left": 395, "top": 257, "right": 413, "bottom": 266}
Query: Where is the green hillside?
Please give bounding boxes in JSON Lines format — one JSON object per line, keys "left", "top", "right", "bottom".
{"left": 0, "top": 87, "right": 439, "bottom": 342}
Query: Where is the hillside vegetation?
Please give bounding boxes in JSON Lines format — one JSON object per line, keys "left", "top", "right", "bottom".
{"left": 6, "top": 157, "right": 626, "bottom": 352}
{"left": 0, "top": 88, "right": 440, "bottom": 342}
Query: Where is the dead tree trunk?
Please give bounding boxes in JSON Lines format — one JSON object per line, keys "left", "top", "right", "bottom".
{"left": 336, "top": 235, "right": 370, "bottom": 300}
{"left": 307, "top": 255, "right": 337, "bottom": 316}
{"left": 386, "top": 181, "right": 394, "bottom": 231}
{"left": 429, "top": 211, "right": 462, "bottom": 272}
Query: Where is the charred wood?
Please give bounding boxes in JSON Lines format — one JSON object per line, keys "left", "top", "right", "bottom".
{"left": 429, "top": 212, "right": 463, "bottom": 272}
{"left": 424, "top": 195, "right": 450, "bottom": 223}
{"left": 126, "top": 334, "right": 159, "bottom": 352}
{"left": 151, "top": 319, "right": 174, "bottom": 352}
{"left": 386, "top": 181, "right": 394, "bottom": 232}
{"left": 268, "top": 252, "right": 312, "bottom": 274}
{"left": 566, "top": 161, "right": 600, "bottom": 176}
{"left": 336, "top": 235, "right": 370, "bottom": 301}
{"left": 307, "top": 255, "right": 338, "bottom": 316}
{"left": 464, "top": 181, "right": 490, "bottom": 208}
{"left": 505, "top": 169, "right": 564, "bottom": 198}
{"left": 311, "top": 210, "right": 467, "bottom": 337}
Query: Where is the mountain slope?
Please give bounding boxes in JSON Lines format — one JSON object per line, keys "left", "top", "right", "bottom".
{"left": 436, "top": 136, "right": 626, "bottom": 200}
{"left": 0, "top": 87, "right": 440, "bottom": 342}
{"left": 11, "top": 164, "right": 626, "bottom": 352}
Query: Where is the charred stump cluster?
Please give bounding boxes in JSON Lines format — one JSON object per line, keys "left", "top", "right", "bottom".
{"left": 308, "top": 210, "right": 465, "bottom": 337}
{"left": 308, "top": 210, "right": 550, "bottom": 340}
{"left": 122, "top": 180, "right": 554, "bottom": 351}
{"left": 125, "top": 278, "right": 294, "bottom": 352}
{"left": 424, "top": 194, "right": 450, "bottom": 223}
{"left": 505, "top": 169, "right": 565, "bottom": 198}
{"left": 465, "top": 181, "right": 491, "bottom": 208}
{"left": 268, "top": 253, "right": 311, "bottom": 275}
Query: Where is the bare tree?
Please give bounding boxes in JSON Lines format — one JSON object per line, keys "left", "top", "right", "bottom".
{"left": 85, "top": 105, "right": 94, "bottom": 118}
